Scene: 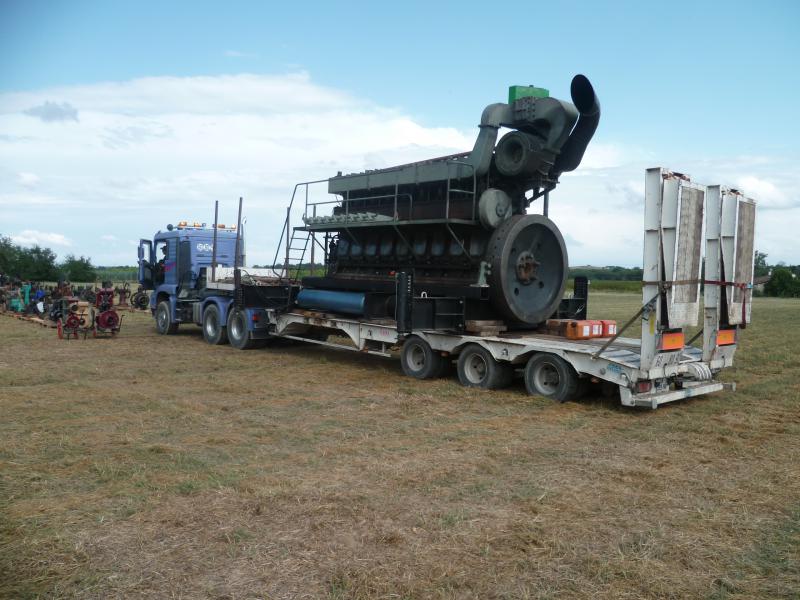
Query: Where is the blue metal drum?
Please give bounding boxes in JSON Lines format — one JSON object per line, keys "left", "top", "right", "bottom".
{"left": 296, "top": 289, "right": 366, "bottom": 315}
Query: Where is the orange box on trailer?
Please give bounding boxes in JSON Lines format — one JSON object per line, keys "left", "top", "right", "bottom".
{"left": 563, "top": 320, "right": 595, "bottom": 340}
{"left": 545, "top": 319, "right": 568, "bottom": 336}
{"left": 600, "top": 319, "right": 617, "bottom": 337}
{"left": 586, "top": 320, "right": 603, "bottom": 337}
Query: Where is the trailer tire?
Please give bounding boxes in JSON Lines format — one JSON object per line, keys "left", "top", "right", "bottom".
{"left": 202, "top": 304, "right": 228, "bottom": 345}
{"left": 457, "top": 344, "right": 514, "bottom": 389}
{"left": 401, "top": 335, "right": 445, "bottom": 379}
{"left": 227, "top": 308, "right": 259, "bottom": 350}
{"left": 524, "top": 353, "right": 580, "bottom": 402}
{"left": 155, "top": 300, "right": 178, "bottom": 335}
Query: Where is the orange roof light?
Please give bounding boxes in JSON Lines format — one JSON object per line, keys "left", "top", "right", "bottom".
{"left": 660, "top": 331, "right": 685, "bottom": 351}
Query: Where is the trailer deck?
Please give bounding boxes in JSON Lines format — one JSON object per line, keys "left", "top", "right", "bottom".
{"left": 265, "top": 308, "right": 732, "bottom": 408}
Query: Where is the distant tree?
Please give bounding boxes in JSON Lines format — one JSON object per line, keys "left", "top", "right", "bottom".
{"left": 60, "top": 254, "right": 97, "bottom": 282}
{"left": 15, "top": 245, "right": 59, "bottom": 280}
{"left": 753, "top": 250, "right": 769, "bottom": 277}
{"left": 0, "top": 235, "right": 19, "bottom": 275}
{"left": 764, "top": 267, "right": 800, "bottom": 298}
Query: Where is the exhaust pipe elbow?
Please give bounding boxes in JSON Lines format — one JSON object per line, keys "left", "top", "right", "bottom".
{"left": 552, "top": 74, "right": 600, "bottom": 175}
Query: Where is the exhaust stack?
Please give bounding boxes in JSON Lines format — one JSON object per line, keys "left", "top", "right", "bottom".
{"left": 552, "top": 74, "right": 600, "bottom": 176}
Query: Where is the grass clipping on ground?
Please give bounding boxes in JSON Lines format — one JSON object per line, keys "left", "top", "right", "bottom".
{"left": 1, "top": 294, "right": 798, "bottom": 599}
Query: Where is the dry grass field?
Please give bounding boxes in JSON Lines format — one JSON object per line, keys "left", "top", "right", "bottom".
{"left": 1, "top": 293, "right": 798, "bottom": 599}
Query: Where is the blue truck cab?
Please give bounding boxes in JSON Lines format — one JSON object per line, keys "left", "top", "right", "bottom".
{"left": 138, "top": 221, "right": 242, "bottom": 332}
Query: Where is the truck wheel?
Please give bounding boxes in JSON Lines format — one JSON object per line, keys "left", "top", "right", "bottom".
{"left": 457, "top": 344, "right": 514, "bottom": 389}
{"left": 401, "top": 335, "right": 445, "bottom": 379}
{"left": 228, "top": 308, "right": 259, "bottom": 350}
{"left": 202, "top": 304, "right": 228, "bottom": 345}
{"left": 155, "top": 300, "right": 178, "bottom": 335}
{"left": 524, "top": 353, "right": 580, "bottom": 402}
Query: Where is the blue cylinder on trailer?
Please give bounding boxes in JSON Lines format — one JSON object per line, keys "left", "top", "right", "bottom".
{"left": 296, "top": 289, "right": 366, "bottom": 315}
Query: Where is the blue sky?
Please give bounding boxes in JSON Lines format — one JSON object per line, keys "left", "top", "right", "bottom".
{"left": 1, "top": 0, "right": 798, "bottom": 266}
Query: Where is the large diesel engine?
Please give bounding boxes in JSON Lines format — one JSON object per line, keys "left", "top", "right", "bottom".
{"left": 298, "top": 75, "right": 600, "bottom": 329}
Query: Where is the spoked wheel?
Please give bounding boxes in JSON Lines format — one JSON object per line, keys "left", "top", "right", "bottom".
{"left": 400, "top": 335, "right": 446, "bottom": 379}
{"left": 456, "top": 344, "right": 514, "bottom": 389}
{"left": 524, "top": 353, "right": 581, "bottom": 403}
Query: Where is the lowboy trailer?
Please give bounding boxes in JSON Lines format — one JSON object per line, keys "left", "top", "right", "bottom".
{"left": 140, "top": 168, "right": 757, "bottom": 409}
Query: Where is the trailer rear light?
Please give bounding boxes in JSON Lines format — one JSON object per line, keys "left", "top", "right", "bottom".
{"left": 660, "top": 331, "right": 685, "bottom": 351}
{"left": 717, "top": 329, "right": 736, "bottom": 346}
{"left": 636, "top": 380, "right": 652, "bottom": 393}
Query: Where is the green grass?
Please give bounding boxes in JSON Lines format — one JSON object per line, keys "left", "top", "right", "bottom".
{"left": 1, "top": 295, "right": 798, "bottom": 599}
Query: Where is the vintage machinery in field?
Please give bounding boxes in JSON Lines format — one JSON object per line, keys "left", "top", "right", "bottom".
{"left": 52, "top": 297, "right": 89, "bottom": 339}
{"left": 92, "top": 283, "right": 122, "bottom": 336}
{"left": 283, "top": 74, "right": 600, "bottom": 329}
{"left": 131, "top": 285, "right": 150, "bottom": 310}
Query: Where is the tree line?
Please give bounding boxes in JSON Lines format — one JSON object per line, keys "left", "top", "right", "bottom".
{"left": 0, "top": 235, "right": 96, "bottom": 282}
{"left": 756, "top": 251, "right": 800, "bottom": 298}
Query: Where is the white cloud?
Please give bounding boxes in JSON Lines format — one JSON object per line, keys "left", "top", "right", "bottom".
{"left": 23, "top": 101, "right": 79, "bottom": 122}
{"left": 734, "top": 175, "right": 789, "bottom": 209}
{"left": 11, "top": 230, "right": 72, "bottom": 247}
{"left": 17, "top": 172, "right": 40, "bottom": 186}
{"left": 0, "top": 73, "right": 473, "bottom": 265}
{"left": 101, "top": 234, "right": 118, "bottom": 241}
{"left": 0, "top": 72, "right": 797, "bottom": 267}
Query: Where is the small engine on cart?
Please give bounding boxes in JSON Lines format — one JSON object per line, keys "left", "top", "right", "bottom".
{"left": 92, "top": 281, "right": 122, "bottom": 336}
{"left": 52, "top": 297, "right": 89, "bottom": 339}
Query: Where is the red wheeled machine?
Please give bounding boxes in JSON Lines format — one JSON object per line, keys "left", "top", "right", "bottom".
{"left": 92, "top": 284, "right": 122, "bottom": 337}
{"left": 56, "top": 299, "right": 89, "bottom": 339}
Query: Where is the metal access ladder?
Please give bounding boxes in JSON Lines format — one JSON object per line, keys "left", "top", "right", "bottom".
{"left": 271, "top": 180, "right": 330, "bottom": 282}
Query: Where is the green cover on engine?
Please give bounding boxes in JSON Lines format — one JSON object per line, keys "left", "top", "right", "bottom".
{"left": 508, "top": 85, "right": 549, "bottom": 103}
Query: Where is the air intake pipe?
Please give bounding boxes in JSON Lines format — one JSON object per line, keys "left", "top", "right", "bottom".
{"left": 467, "top": 103, "right": 513, "bottom": 177}
{"left": 551, "top": 74, "right": 600, "bottom": 176}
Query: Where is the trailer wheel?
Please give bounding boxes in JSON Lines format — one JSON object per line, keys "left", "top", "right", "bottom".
{"left": 524, "top": 353, "right": 580, "bottom": 402}
{"left": 457, "top": 344, "right": 514, "bottom": 389}
{"left": 155, "top": 300, "right": 178, "bottom": 335}
{"left": 227, "top": 308, "right": 259, "bottom": 350}
{"left": 401, "top": 335, "right": 445, "bottom": 379}
{"left": 202, "top": 304, "right": 228, "bottom": 345}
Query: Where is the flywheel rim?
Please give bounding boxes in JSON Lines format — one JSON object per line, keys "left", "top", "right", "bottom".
{"left": 486, "top": 214, "right": 568, "bottom": 326}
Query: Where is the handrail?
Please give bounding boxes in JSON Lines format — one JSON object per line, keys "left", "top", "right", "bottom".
{"left": 271, "top": 178, "right": 329, "bottom": 274}
{"left": 274, "top": 165, "right": 479, "bottom": 278}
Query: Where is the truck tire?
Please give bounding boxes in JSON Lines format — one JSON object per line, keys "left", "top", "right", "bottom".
{"left": 155, "top": 300, "right": 178, "bottom": 335}
{"left": 457, "top": 344, "right": 514, "bottom": 389}
{"left": 202, "top": 304, "right": 228, "bottom": 345}
{"left": 401, "top": 335, "right": 445, "bottom": 379}
{"left": 524, "top": 353, "right": 580, "bottom": 402}
{"left": 228, "top": 308, "right": 262, "bottom": 350}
